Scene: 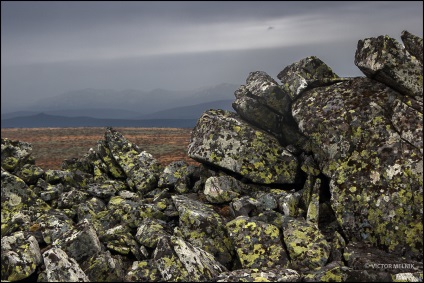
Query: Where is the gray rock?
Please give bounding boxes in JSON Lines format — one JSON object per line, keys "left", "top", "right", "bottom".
{"left": 355, "top": 34, "right": 423, "bottom": 102}
{"left": 1, "top": 231, "right": 42, "bottom": 281}
{"left": 232, "top": 71, "right": 307, "bottom": 148}
{"left": 86, "top": 179, "right": 127, "bottom": 199}
{"left": 153, "top": 235, "right": 227, "bottom": 282}
{"left": 100, "top": 224, "right": 144, "bottom": 259}
{"left": 103, "top": 127, "right": 161, "bottom": 195}
{"left": 277, "top": 56, "right": 346, "bottom": 100}
{"left": 203, "top": 175, "right": 245, "bottom": 203}
{"left": 124, "top": 260, "right": 162, "bottom": 282}
{"left": 57, "top": 187, "right": 89, "bottom": 209}
{"left": 80, "top": 251, "right": 125, "bottom": 282}
{"left": 1, "top": 138, "right": 34, "bottom": 173}
{"left": 401, "top": 30, "right": 423, "bottom": 63}
{"left": 216, "top": 267, "right": 301, "bottom": 282}
{"left": 158, "top": 160, "right": 196, "bottom": 193}
{"left": 135, "top": 218, "right": 170, "bottom": 249}
{"left": 1, "top": 168, "right": 50, "bottom": 237}
{"left": 226, "top": 216, "right": 289, "bottom": 269}
{"left": 172, "top": 195, "right": 234, "bottom": 267}
{"left": 43, "top": 247, "right": 90, "bottom": 282}
{"left": 292, "top": 76, "right": 423, "bottom": 259}
{"left": 53, "top": 218, "right": 102, "bottom": 263}
{"left": 14, "top": 163, "right": 44, "bottom": 185}
{"left": 281, "top": 216, "right": 330, "bottom": 271}
{"left": 302, "top": 261, "right": 349, "bottom": 282}
{"left": 230, "top": 196, "right": 262, "bottom": 217}
{"left": 34, "top": 210, "right": 74, "bottom": 245}
{"left": 188, "top": 109, "right": 299, "bottom": 184}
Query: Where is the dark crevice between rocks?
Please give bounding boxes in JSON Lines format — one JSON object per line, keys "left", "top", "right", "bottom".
{"left": 318, "top": 173, "right": 331, "bottom": 203}
{"left": 317, "top": 173, "right": 349, "bottom": 245}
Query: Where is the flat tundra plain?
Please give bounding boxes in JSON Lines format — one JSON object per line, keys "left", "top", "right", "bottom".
{"left": 1, "top": 127, "right": 198, "bottom": 170}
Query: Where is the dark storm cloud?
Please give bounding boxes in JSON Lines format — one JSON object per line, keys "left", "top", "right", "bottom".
{"left": 1, "top": 1, "right": 423, "bottom": 112}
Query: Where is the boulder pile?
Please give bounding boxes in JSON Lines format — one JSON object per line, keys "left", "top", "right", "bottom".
{"left": 2, "top": 31, "right": 423, "bottom": 282}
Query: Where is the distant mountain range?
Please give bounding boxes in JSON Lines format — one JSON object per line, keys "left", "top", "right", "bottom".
{"left": 1, "top": 83, "right": 239, "bottom": 128}
{"left": 1, "top": 113, "right": 200, "bottom": 128}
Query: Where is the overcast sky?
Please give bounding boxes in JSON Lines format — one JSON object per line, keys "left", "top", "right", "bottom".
{"left": 1, "top": 1, "right": 423, "bottom": 113}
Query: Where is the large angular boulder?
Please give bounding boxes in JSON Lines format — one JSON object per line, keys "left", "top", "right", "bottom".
{"left": 281, "top": 216, "right": 330, "bottom": 271}
{"left": 52, "top": 219, "right": 102, "bottom": 263}
{"left": 355, "top": 33, "right": 423, "bottom": 102}
{"left": 43, "top": 247, "right": 90, "bottom": 282}
{"left": 277, "top": 56, "right": 346, "bottom": 101}
{"left": 172, "top": 195, "right": 234, "bottom": 267}
{"left": 232, "top": 71, "right": 307, "bottom": 147}
{"left": 153, "top": 235, "right": 227, "bottom": 282}
{"left": 1, "top": 231, "right": 42, "bottom": 281}
{"left": 188, "top": 109, "right": 299, "bottom": 184}
{"left": 103, "top": 127, "right": 161, "bottom": 195}
{"left": 401, "top": 30, "right": 423, "bottom": 63}
{"left": 292, "top": 76, "right": 423, "bottom": 258}
{"left": 226, "top": 216, "right": 289, "bottom": 269}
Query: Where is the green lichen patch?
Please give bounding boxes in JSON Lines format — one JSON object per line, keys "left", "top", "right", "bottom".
{"left": 226, "top": 216, "right": 289, "bottom": 269}
{"left": 281, "top": 216, "right": 330, "bottom": 271}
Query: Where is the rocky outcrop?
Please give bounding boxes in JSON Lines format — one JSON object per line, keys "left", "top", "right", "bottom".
{"left": 188, "top": 109, "right": 299, "bottom": 184}
{"left": 1, "top": 31, "right": 423, "bottom": 282}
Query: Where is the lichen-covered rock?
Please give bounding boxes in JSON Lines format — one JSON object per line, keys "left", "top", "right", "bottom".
{"left": 57, "top": 187, "right": 89, "bottom": 209}
{"left": 106, "top": 195, "right": 167, "bottom": 229}
{"left": 158, "top": 160, "right": 196, "bottom": 194}
{"left": 230, "top": 196, "right": 263, "bottom": 217}
{"left": 188, "top": 109, "right": 299, "bottom": 184}
{"left": 401, "top": 30, "right": 423, "bottom": 63}
{"left": 124, "top": 260, "right": 162, "bottom": 282}
{"left": 86, "top": 179, "right": 127, "bottom": 199}
{"left": 135, "top": 218, "right": 171, "bottom": 248}
{"left": 302, "top": 261, "right": 349, "bottom": 282}
{"left": 1, "top": 138, "right": 34, "bottom": 173}
{"left": 226, "top": 216, "right": 289, "bottom": 269}
{"left": 43, "top": 247, "right": 90, "bottom": 282}
{"left": 76, "top": 196, "right": 106, "bottom": 223}
{"left": 277, "top": 56, "right": 347, "bottom": 100}
{"left": 1, "top": 231, "right": 42, "bottom": 281}
{"left": 277, "top": 190, "right": 304, "bottom": 217}
{"left": 34, "top": 210, "right": 74, "bottom": 245}
{"left": 215, "top": 267, "right": 300, "bottom": 282}
{"left": 172, "top": 195, "right": 234, "bottom": 267}
{"left": 14, "top": 163, "right": 44, "bottom": 185}
{"left": 203, "top": 175, "right": 244, "bottom": 204}
{"left": 103, "top": 127, "right": 161, "bottom": 195}
{"left": 44, "top": 169, "right": 82, "bottom": 188}
{"left": 100, "top": 224, "right": 144, "bottom": 259}
{"left": 232, "top": 72, "right": 307, "bottom": 148}
{"left": 355, "top": 34, "right": 423, "bottom": 102}
{"left": 292, "top": 76, "right": 423, "bottom": 259}
{"left": 392, "top": 272, "right": 424, "bottom": 282}
{"left": 1, "top": 168, "right": 50, "bottom": 237}
{"left": 343, "top": 241, "right": 423, "bottom": 274}
{"left": 53, "top": 218, "right": 102, "bottom": 263}
{"left": 153, "top": 235, "right": 227, "bottom": 282}
{"left": 306, "top": 178, "right": 320, "bottom": 223}
{"left": 281, "top": 216, "right": 330, "bottom": 270}
{"left": 39, "top": 183, "right": 64, "bottom": 202}
{"left": 80, "top": 251, "right": 125, "bottom": 282}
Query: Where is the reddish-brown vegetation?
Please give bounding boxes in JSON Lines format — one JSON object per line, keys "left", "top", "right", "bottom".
{"left": 1, "top": 127, "right": 199, "bottom": 170}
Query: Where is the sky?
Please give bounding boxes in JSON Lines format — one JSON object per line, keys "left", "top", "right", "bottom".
{"left": 1, "top": 1, "right": 423, "bottom": 113}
